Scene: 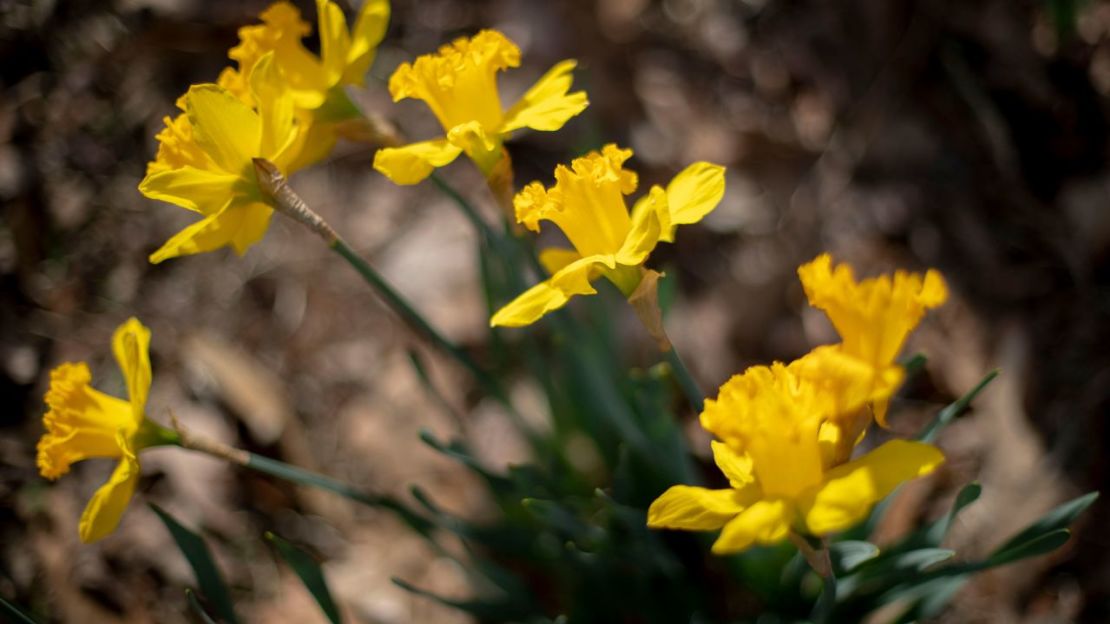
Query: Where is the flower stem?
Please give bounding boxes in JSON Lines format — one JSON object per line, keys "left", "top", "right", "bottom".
{"left": 170, "top": 415, "right": 434, "bottom": 535}
{"left": 428, "top": 172, "right": 498, "bottom": 242}
{"left": 789, "top": 532, "right": 837, "bottom": 623}
{"left": 665, "top": 345, "right": 704, "bottom": 413}
{"left": 330, "top": 238, "right": 508, "bottom": 404}
{"left": 252, "top": 158, "right": 512, "bottom": 411}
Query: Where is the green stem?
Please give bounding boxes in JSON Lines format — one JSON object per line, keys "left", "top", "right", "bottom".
{"left": 253, "top": 157, "right": 513, "bottom": 413}
{"left": 429, "top": 173, "right": 498, "bottom": 242}
{"left": 245, "top": 453, "right": 436, "bottom": 537}
{"left": 813, "top": 570, "right": 837, "bottom": 623}
{"left": 243, "top": 453, "right": 382, "bottom": 506}
{"left": 665, "top": 346, "right": 704, "bottom": 413}
{"left": 329, "top": 238, "right": 510, "bottom": 408}
{"left": 172, "top": 425, "right": 437, "bottom": 537}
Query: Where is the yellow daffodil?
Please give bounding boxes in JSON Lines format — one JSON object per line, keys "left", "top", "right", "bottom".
{"left": 140, "top": 52, "right": 304, "bottom": 263}
{"left": 648, "top": 357, "right": 943, "bottom": 554}
{"left": 373, "top": 29, "right": 588, "bottom": 185}
{"left": 797, "top": 254, "right": 948, "bottom": 427}
{"left": 37, "top": 319, "right": 176, "bottom": 543}
{"left": 219, "top": 0, "right": 389, "bottom": 109}
{"left": 490, "top": 144, "right": 725, "bottom": 328}
{"left": 217, "top": 0, "right": 391, "bottom": 170}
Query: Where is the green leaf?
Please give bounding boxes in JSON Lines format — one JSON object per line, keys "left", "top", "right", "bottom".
{"left": 989, "top": 491, "right": 1098, "bottom": 558}
{"left": 828, "top": 541, "right": 880, "bottom": 575}
{"left": 418, "top": 430, "right": 514, "bottom": 495}
{"left": 185, "top": 589, "right": 220, "bottom": 624}
{"left": 406, "top": 351, "right": 464, "bottom": 426}
{"left": 149, "top": 504, "right": 238, "bottom": 624}
{"left": 899, "top": 353, "right": 927, "bottom": 379}
{"left": 918, "top": 370, "right": 998, "bottom": 443}
{"left": 886, "top": 574, "right": 970, "bottom": 623}
{"left": 0, "top": 596, "right": 38, "bottom": 624}
{"left": 265, "top": 532, "right": 343, "bottom": 624}
{"left": 925, "top": 482, "right": 982, "bottom": 545}
{"left": 884, "top": 548, "right": 955, "bottom": 573}
{"left": 987, "top": 529, "right": 1072, "bottom": 567}
{"left": 392, "top": 577, "right": 522, "bottom": 620}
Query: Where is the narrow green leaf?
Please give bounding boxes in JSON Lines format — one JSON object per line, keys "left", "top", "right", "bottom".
{"left": 418, "top": 430, "right": 514, "bottom": 495}
{"left": 990, "top": 492, "right": 1098, "bottom": 558}
{"left": 918, "top": 370, "right": 998, "bottom": 443}
{"left": 242, "top": 454, "right": 436, "bottom": 537}
{"left": 914, "top": 574, "right": 970, "bottom": 617}
{"left": 265, "top": 532, "right": 342, "bottom": 624}
{"left": 0, "top": 596, "right": 38, "bottom": 624}
{"left": 884, "top": 548, "right": 955, "bottom": 573}
{"left": 521, "top": 498, "right": 605, "bottom": 547}
{"left": 828, "top": 541, "right": 880, "bottom": 574}
{"left": 875, "top": 571, "right": 969, "bottom": 615}
{"left": 392, "top": 578, "right": 519, "bottom": 620}
{"left": 406, "top": 350, "right": 464, "bottom": 427}
{"left": 149, "top": 504, "right": 238, "bottom": 624}
{"left": 185, "top": 589, "right": 220, "bottom": 624}
{"left": 926, "top": 482, "right": 982, "bottom": 545}
{"left": 887, "top": 574, "right": 969, "bottom": 623}
{"left": 899, "top": 353, "right": 927, "bottom": 379}
{"left": 987, "top": 529, "right": 1072, "bottom": 567}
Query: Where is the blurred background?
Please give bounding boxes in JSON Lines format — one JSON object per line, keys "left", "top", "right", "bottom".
{"left": 2, "top": 0, "right": 1109, "bottom": 621}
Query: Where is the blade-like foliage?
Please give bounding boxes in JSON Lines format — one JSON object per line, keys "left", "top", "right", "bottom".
{"left": 150, "top": 504, "right": 238, "bottom": 624}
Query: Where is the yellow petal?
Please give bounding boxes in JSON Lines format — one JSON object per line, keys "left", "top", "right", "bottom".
{"left": 711, "top": 498, "right": 793, "bottom": 554}
{"left": 500, "top": 60, "right": 589, "bottom": 133}
{"left": 230, "top": 1, "right": 327, "bottom": 109}
{"left": 711, "top": 441, "right": 755, "bottom": 488}
{"left": 797, "top": 254, "right": 949, "bottom": 368}
{"left": 249, "top": 52, "right": 296, "bottom": 160}
{"left": 281, "top": 116, "right": 337, "bottom": 173}
{"left": 801, "top": 440, "right": 945, "bottom": 535}
{"left": 662, "top": 161, "right": 725, "bottom": 242}
{"left": 138, "top": 166, "right": 238, "bottom": 215}
{"left": 111, "top": 318, "right": 152, "bottom": 423}
{"left": 37, "top": 363, "right": 134, "bottom": 479}
{"left": 647, "top": 485, "right": 751, "bottom": 531}
{"left": 373, "top": 139, "right": 463, "bottom": 185}
{"left": 490, "top": 255, "right": 615, "bottom": 327}
{"left": 148, "top": 200, "right": 272, "bottom": 264}
{"left": 343, "top": 0, "right": 390, "bottom": 85}
{"left": 615, "top": 186, "right": 665, "bottom": 266}
{"left": 185, "top": 85, "right": 261, "bottom": 175}
{"left": 700, "top": 364, "right": 828, "bottom": 498}
{"left": 388, "top": 30, "right": 519, "bottom": 130}
{"left": 528, "top": 144, "right": 637, "bottom": 257}
{"left": 538, "top": 247, "right": 581, "bottom": 275}
{"left": 446, "top": 121, "right": 503, "bottom": 176}
{"left": 317, "top": 0, "right": 351, "bottom": 86}
{"left": 789, "top": 345, "right": 904, "bottom": 421}
{"left": 78, "top": 431, "right": 139, "bottom": 543}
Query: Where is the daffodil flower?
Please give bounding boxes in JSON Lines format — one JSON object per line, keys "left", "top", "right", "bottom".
{"left": 140, "top": 52, "right": 304, "bottom": 263}
{"left": 797, "top": 254, "right": 948, "bottom": 428}
{"left": 647, "top": 358, "right": 943, "bottom": 554}
{"left": 373, "top": 29, "right": 589, "bottom": 185}
{"left": 489, "top": 144, "right": 725, "bottom": 328}
{"left": 37, "top": 319, "right": 176, "bottom": 543}
{"left": 219, "top": 0, "right": 389, "bottom": 108}
{"left": 217, "top": 0, "right": 391, "bottom": 170}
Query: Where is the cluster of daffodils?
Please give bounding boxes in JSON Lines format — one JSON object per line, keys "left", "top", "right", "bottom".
{"left": 140, "top": 0, "right": 390, "bottom": 263}
{"left": 38, "top": 0, "right": 954, "bottom": 565}
{"left": 648, "top": 255, "right": 948, "bottom": 552}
